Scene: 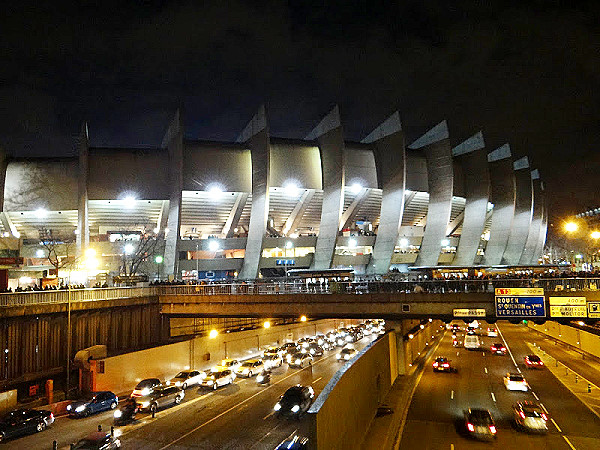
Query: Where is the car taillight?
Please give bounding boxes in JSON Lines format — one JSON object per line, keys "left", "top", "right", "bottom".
{"left": 489, "top": 425, "right": 496, "bottom": 434}
{"left": 539, "top": 362, "right": 544, "bottom": 365}
{"left": 50, "top": 413, "right": 54, "bottom": 419}
{"left": 467, "top": 423, "right": 474, "bottom": 432}
{"left": 542, "top": 413, "right": 548, "bottom": 421}
{"left": 519, "top": 411, "right": 525, "bottom": 419}
{"left": 491, "top": 347, "right": 496, "bottom": 351}
{"left": 433, "top": 362, "right": 438, "bottom": 367}
{"left": 442, "top": 364, "right": 449, "bottom": 368}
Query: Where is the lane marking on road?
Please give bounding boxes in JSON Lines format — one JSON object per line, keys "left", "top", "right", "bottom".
{"left": 158, "top": 353, "right": 337, "bottom": 449}
{"left": 490, "top": 392, "right": 496, "bottom": 402}
{"left": 496, "top": 325, "right": 520, "bottom": 371}
{"left": 312, "top": 377, "right": 323, "bottom": 384}
{"left": 482, "top": 352, "right": 486, "bottom": 357}
{"left": 262, "top": 411, "right": 274, "bottom": 420}
{"left": 450, "top": 444, "right": 454, "bottom": 450}
{"left": 551, "top": 418, "right": 562, "bottom": 432}
{"left": 540, "top": 403, "right": 548, "bottom": 414}
{"left": 562, "top": 435, "right": 576, "bottom": 450}
{"left": 450, "top": 390, "right": 454, "bottom": 400}
{"left": 484, "top": 367, "right": 488, "bottom": 374}
{"left": 532, "top": 391, "right": 539, "bottom": 401}
{"left": 247, "top": 423, "right": 286, "bottom": 450}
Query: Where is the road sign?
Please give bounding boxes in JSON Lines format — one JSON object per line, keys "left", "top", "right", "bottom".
{"left": 453, "top": 309, "right": 486, "bottom": 318}
{"left": 550, "top": 305, "right": 587, "bottom": 318}
{"left": 495, "top": 288, "right": 546, "bottom": 318}
{"left": 549, "top": 297, "right": 586, "bottom": 306}
{"left": 588, "top": 302, "right": 600, "bottom": 319}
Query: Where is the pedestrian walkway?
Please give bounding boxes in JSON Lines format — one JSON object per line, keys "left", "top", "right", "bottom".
{"left": 528, "top": 342, "right": 600, "bottom": 419}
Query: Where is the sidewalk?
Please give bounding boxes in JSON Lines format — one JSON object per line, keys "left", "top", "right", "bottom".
{"left": 528, "top": 342, "right": 600, "bottom": 419}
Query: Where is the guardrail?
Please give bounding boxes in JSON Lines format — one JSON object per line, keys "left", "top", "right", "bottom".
{"left": 1, "top": 277, "right": 599, "bottom": 307}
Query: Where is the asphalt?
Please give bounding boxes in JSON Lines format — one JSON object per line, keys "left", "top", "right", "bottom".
{"left": 3, "top": 333, "right": 376, "bottom": 449}
{"left": 400, "top": 322, "right": 600, "bottom": 450}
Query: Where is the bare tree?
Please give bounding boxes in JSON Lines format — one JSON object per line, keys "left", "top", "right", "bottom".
{"left": 38, "top": 228, "right": 79, "bottom": 276}
{"left": 120, "top": 229, "right": 164, "bottom": 276}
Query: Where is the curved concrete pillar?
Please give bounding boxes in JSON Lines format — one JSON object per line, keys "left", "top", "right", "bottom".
{"left": 410, "top": 121, "right": 453, "bottom": 267}
{"left": 482, "top": 144, "right": 515, "bottom": 265}
{"left": 163, "top": 110, "right": 184, "bottom": 277}
{"left": 531, "top": 180, "right": 547, "bottom": 264}
{"left": 520, "top": 170, "right": 543, "bottom": 264}
{"left": 77, "top": 123, "right": 90, "bottom": 254}
{"left": 452, "top": 132, "right": 489, "bottom": 266}
{"left": 238, "top": 105, "right": 270, "bottom": 279}
{"left": 503, "top": 157, "right": 533, "bottom": 264}
{"left": 307, "top": 106, "right": 346, "bottom": 270}
{"left": 0, "top": 145, "right": 8, "bottom": 214}
{"left": 363, "top": 112, "right": 406, "bottom": 275}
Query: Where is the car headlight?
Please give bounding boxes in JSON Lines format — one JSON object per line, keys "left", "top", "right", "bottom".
{"left": 175, "top": 381, "right": 182, "bottom": 387}
{"left": 310, "top": 349, "right": 315, "bottom": 354}
{"left": 344, "top": 354, "right": 350, "bottom": 360}
{"left": 114, "top": 410, "right": 122, "bottom": 418}
{"left": 75, "top": 405, "right": 86, "bottom": 413}
{"left": 295, "top": 359, "right": 301, "bottom": 364}
{"left": 141, "top": 401, "right": 150, "bottom": 408}
{"left": 207, "top": 380, "right": 214, "bottom": 385}
{"left": 141, "top": 388, "right": 151, "bottom": 396}
{"left": 257, "top": 375, "right": 264, "bottom": 382}
{"left": 337, "top": 354, "right": 341, "bottom": 359}
{"left": 67, "top": 404, "right": 72, "bottom": 411}
{"left": 274, "top": 403, "right": 281, "bottom": 411}
{"left": 166, "top": 381, "right": 171, "bottom": 386}
{"left": 291, "top": 405, "right": 300, "bottom": 413}
{"left": 243, "top": 369, "right": 249, "bottom": 374}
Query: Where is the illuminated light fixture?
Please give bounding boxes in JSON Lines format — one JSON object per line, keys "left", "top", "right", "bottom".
{"left": 208, "top": 239, "right": 221, "bottom": 252}
{"left": 408, "top": 334, "right": 414, "bottom": 339}
{"left": 289, "top": 232, "right": 298, "bottom": 239}
{"left": 207, "top": 184, "right": 224, "bottom": 194}
{"left": 399, "top": 238, "right": 409, "bottom": 247}
{"left": 85, "top": 248, "right": 96, "bottom": 258}
{"left": 122, "top": 195, "right": 136, "bottom": 209}
{"left": 575, "top": 254, "right": 583, "bottom": 259}
{"left": 34, "top": 208, "right": 48, "bottom": 219}
{"left": 286, "top": 241, "right": 293, "bottom": 249}
{"left": 300, "top": 315, "right": 307, "bottom": 322}
{"left": 420, "top": 324, "right": 425, "bottom": 329}
{"left": 565, "top": 222, "right": 578, "bottom": 232}
{"left": 441, "top": 239, "right": 450, "bottom": 247}
{"left": 209, "top": 329, "right": 218, "bottom": 339}
{"left": 350, "top": 183, "right": 363, "bottom": 195}
{"left": 348, "top": 238, "right": 358, "bottom": 248}
{"left": 85, "top": 257, "right": 99, "bottom": 270}
{"left": 36, "top": 249, "right": 45, "bottom": 258}
{"left": 153, "top": 227, "right": 160, "bottom": 234}
{"left": 155, "top": 255, "right": 163, "bottom": 264}
{"left": 591, "top": 231, "right": 600, "bottom": 239}
{"left": 124, "top": 243, "right": 135, "bottom": 255}
{"left": 13, "top": 231, "right": 20, "bottom": 238}
{"left": 283, "top": 181, "right": 300, "bottom": 196}
{"left": 19, "top": 276, "right": 32, "bottom": 284}
{"left": 578, "top": 321, "right": 585, "bottom": 326}
{"left": 233, "top": 271, "right": 238, "bottom": 277}
{"left": 263, "top": 321, "right": 271, "bottom": 329}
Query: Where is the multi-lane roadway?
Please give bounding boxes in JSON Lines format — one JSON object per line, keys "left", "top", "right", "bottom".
{"left": 401, "top": 322, "right": 600, "bottom": 449}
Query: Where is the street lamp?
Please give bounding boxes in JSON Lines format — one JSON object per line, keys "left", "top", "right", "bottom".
{"left": 565, "top": 222, "right": 578, "bottom": 233}
{"left": 591, "top": 231, "right": 600, "bottom": 240}
{"left": 155, "top": 255, "right": 163, "bottom": 281}
{"left": 263, "top": 321, "right": 271, "bottom": 329}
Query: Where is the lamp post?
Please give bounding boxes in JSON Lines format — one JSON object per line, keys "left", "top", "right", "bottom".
{"left": 155, "top": 255, "right": 163, "bottom": 281}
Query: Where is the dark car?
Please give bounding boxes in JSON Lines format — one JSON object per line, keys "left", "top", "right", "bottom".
{"left": 464, "top": 408, "right": 497, "bottom": 440}
{"left": 73, "top": 431, "right": 121, "bottom": 449}
{"left": 0, "top": 409, "right": 54, "bottom": 442}
{"left": 134, "top": 386, "right": 184, "bottom": 413}
{"left": 491, "top": 343, "right": 507, "bottom": 355}
{"left": 432, "top": 357, "right": 456, "bottom": 373}
{"left": 131, "top": 378, "right": 162, "bottom": 397}
{"left": 274, "top": 385, "right": 315, "bottom": 417}
{"left": 302, "top": 343, "right": 324, "bottom": 357}
{"left": 67, "top": 392, "right": 118, "bottom": 418}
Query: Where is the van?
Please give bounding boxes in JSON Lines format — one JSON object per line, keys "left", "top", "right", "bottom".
{"left": 464, "top": 335, "right": 480, "bottom": 350}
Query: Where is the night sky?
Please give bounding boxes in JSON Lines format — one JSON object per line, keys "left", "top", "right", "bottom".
{"left": 1, "top": 0, "right": 598, "bottom": 221}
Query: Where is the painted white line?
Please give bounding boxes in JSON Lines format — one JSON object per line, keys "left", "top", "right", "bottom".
{"left": 551, "top": 418, "right": 562, "bottom": 432}
{"left": 262, "top": 411, "right": 274, "bottom": 420}
{"left": 532, "top": 391, "right": 539, "bottom": 401}
{"left": 482, "top": 352, "right": 486, "bottom": 357}
{"left": 491, "top": 392, "right": 496, "bottom": 402}
{"left": 496, "top": 325, "right": 520, "bottom": 370}
{"left": 312, "top": 376, "right": 323, "bottom": 384}
{"left": 484, "top": 367, "right": 488, "bottom": 374}
{"left": 456, "top": 351, "right": 460, "bottom": 356}
{"left": 248, "top": 423, "right": 286, "bottom": 449}
{"left": 563, "top": 435, "right": 576, "bottom": 450}
{"left": 450, "top": 444, "right": 454, "bottom": 450}
{"left": 540, "top": 403, "right": 548, "bottom": 414}
{"left": 451, "top": 390, "right": 454, "bottom": 400}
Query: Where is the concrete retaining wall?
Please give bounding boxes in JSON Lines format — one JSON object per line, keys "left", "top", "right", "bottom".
{"left": 528, "top": 322, "right": 600, "bottom": 360}
{"left": 94, "top": 319, "right": 351, "bottom": 394}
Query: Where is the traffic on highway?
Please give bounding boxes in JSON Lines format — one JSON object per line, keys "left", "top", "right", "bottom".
{"left": 0, "top": 319, "right": 384, "bottom": 448}
{"left": 401, "top": 320, "right": 600, "bottom": 449}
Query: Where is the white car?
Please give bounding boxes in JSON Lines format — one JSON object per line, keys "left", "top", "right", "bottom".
{"left": 166, "top": 370, "right": 206, "bottom": 389}
{"left": 487, "top": 328, "right": 498, "bottom": 337}
{"left": 263, "top": 347, "right": 281, "bottom": 358}
{"left": 464, "top": 335, "right": 480, "bottom": 350}
{"left": 337, "top": 347, "right": 358, "bottom": 361}
{"left": 263, "top": 354, "right": 283, "bottom": 369}
{"left": 504, "top": 373, "right": 529, "bottom": 392}
{"left": 235, "top": 359, "right": 264, "bottom": 377}
{"left": 200, "top": 368, "right": 236, "bottom": 390}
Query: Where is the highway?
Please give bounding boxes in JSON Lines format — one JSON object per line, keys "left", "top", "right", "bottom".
{"left": 400, "top": 322, "right": 600, "bottom": 449}
{"left": 8, "top": 331, "right": 376, "bottom": 449}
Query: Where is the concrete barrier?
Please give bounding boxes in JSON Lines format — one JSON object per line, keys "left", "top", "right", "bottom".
{"left": 0, "top": 389, "right": 17, "bottom": 414}
{"left": 94, "top": 319, "right": 352, "bottom": 394}
{"left": 528, "top": 321, "right": 600, "bottom": 360}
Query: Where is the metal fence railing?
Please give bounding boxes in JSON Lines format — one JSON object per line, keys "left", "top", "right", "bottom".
{"left": 1, "top": 278, "right": 599, "bottom": 307}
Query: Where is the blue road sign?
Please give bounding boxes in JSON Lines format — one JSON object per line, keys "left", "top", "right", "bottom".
{"left": 495, "top": 295, "right": 546, "bottom": 318}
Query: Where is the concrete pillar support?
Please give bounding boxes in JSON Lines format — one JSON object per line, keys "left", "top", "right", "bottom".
{"left": 307, "top": 106, "right": 346, "bottom": 270}
{"left": 238, "top": 105, "right": 270, "bottom": 279}
{"left": 410, "top": 121, "right": 454, "bottom": 267}
{"left": 520, "top": 170, "right": 544, "bottom": 264}
{"left": 363, "top": 112, "right": 406, "bottom": 275}
{"left": 452, "top": 132, "right": 489, "bottom": 266}
{"left": 503, "top": 157, "right": 533, "bottom": 264}
{"left": 77, "top": 123, "right": 90, "bottom": 254}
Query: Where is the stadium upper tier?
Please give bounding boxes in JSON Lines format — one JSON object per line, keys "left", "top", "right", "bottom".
{"left": 0, "top": 107, "right": 546, "bottom": 278}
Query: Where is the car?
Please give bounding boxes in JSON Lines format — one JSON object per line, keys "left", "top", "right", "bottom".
{"left": 450, "top": 324, "right": 461, "bottom": 332}
{"left": 284, "top": 345, "right": 300, "bottom": 363}
{"left": 263, "top": 347, "right": 281, "bottom": 358}
{"left": 274, "top": 385, "right": 315, "bottom": 417}
{"left": 487, "top": 328, "right": 498, "bottom": 337}
{"left": 0, "top": 409, "right": 54, "bottom": 442}
{"left": 289, "top": 352, "right": 313, "bottom": 368}
{"left": 452, "top": 337, "right": 461, "bottom": 347}
{"left": 67, "top": 392, "right": 119, "bottom": 418}
{"left": 264, "top": 353, "right": 284, "bottom": 369}
{"left": 524, "top": 355, "right": 544, "bottom": 369}
{"left": 131, "top": 378, "right": 162, "bottom": 397}
{"left": 274, "top": 433, "right": 309, "bottom": 449}
{"left": 73, "top": 432, "right": 121, "bottom": 449}
{"left": 297, "top": 337, "right": 314, "bottom": 347}
{"left": 236, "top": 359, "right": 264, "bottom": 377}
{"left": 134, "top": 385, "right": 184, "bottom": 412}
{"left": 166, "top": 370, "right": 206, "bottom": 389}
{"left": 280, "top": 342, "right": 297, "bottom": 352}
{"left": 214, "top": 359, "right": 241, "bottom": 372}
{"left": 432, "top": 357, "right": 455, "bottom": 373}
{"left": 335, "top": 336, "right": 347, "bottom": 347}
{"left": 201, "top": 368, "right": 235, "bottom": 389}
{"left": 321, "top": 340, "right": 334, "bottom": 351}
{"left": 464, "top": 408, "right": 497, "bottom": 440}
{"left": 337, "top": 347, "right": 358, "bottom": 361}
{"left": 504, "top": 373, "right": 529, "bottom": 391}
{"left": 302, "top": 343, "right": 324, "bottom": 356}
{"left": 314, "top": 334, "right": 326, "bottom": 346}
{"left": 513, "top": 401, "right": 548, "bottom": 433}
{"left": 463, "top": 335, "right": 480, "bottom": 350}
{"left": 490, "top": 343, "right": 507, "bottom": 355}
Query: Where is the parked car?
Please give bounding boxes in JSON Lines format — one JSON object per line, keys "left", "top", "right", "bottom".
{"left": 264, "top": 354, "right": 284, "bottom": 369}
{"left": 167, "top": 370, "right": 206, "bottom": 389}
{"left": 134, "top": 386, "right": 184, "bottom": 412}
{"left": 0, "top": 409, "right": 54, "bottom": 442}
{"left": 289, "top": 352, "right": 313, "bottom": 368}
{"left": 201, "top": 368, "right": 236, "bottom": 389}
{"left": 464, "top": 408, "right": 497, "bottom": 440}
{"left": 274, "top": 385, "right": 315, "bottom": 417}
{"left": 67, "top": 392, "right": 118, "bottom": 418}
{"left": 73, "top": 431, "right": 121, "bottom": 449}
{"left": 131, "top": 378, "right": 162, "bottom": 397}
{"left": 236, "top": 359, "right": 264, "bottom": 377}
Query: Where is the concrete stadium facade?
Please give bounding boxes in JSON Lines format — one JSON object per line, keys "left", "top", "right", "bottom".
{"left": 0, "top": 107, "right": 546, "bottom": 282}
